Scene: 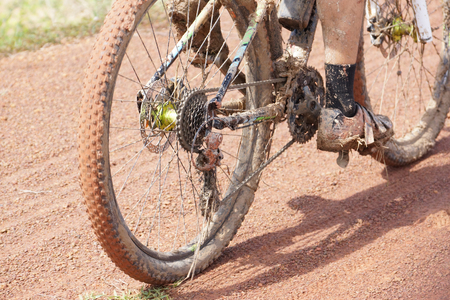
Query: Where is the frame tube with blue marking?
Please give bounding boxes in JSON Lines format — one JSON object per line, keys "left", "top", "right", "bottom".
{"left": 148, "top": 0, "right": 218, "bottom": 84}
{"left": 207, "top": 0, "right": 269, "bottom": 111}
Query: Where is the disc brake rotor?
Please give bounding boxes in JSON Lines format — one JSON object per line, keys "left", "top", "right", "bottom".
{"left": 138, "top": 78, "right": 185, "bottom": 153}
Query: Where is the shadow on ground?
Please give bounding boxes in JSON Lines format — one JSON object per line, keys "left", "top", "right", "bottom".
{"left": 169, "top": 133, "right": 450, "bottom": 299}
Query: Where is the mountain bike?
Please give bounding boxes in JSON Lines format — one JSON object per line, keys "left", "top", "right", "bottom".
{"left": 78, "top": 0, "right": 450, "bottom": 284}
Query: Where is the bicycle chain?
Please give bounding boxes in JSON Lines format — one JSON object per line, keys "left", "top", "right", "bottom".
{"left": 198, "top": 138, "right": 296, "bottom": 250}
{"left": 176, "top": 77, "right": 294, "bottom": 217}
{"left": 176, "top": 77, "right": 286, "bottom": 152}
{"left": 212, "top": 74, "right": 319, "bottom": 197}
{"left": 198, "top": 74, "right": 319, "bottom": 210}
{"left": 186, "top": 77, "right": 287, "bottom": 97}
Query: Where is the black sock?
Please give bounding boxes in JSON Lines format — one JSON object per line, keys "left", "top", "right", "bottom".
{"left": 325, "top": 63, "right": 357, "bottom": 117}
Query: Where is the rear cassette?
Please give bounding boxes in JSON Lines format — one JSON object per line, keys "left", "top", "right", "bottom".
{"left": 176, "top": 90, "right": 208, "bottom": 153}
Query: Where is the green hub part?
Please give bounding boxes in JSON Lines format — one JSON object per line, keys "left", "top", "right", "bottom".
{"left": 391, "top": 17, "right": 417, "bottom": 43}
{"left": 151, "top": 102, "right": 177, "bottom": 131}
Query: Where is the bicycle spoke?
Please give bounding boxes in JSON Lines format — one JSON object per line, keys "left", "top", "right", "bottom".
{"left": 111, "top": 138, "right": 146, "bottom": 153}
{"left": 136, "top": 29, "right": 158, "bottom": 71}
{"left": 363, "top": 0, "right": 446, "bottom": 143}
{"left": 147, "top": 12, "right": 170, "bottom": 84}
{"left": 101, "top": 0, "right": 266, "bottom": 256}
{"left": 125, "top": 53, "right": 145, "bottom": 91}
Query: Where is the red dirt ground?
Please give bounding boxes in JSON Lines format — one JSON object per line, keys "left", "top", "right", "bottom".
{"left": 1, "top": 27, "right": 450, "bottom": 299}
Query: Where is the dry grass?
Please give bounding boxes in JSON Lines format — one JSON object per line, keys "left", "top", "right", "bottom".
{"left": 0, "top": 0, "right": 114, "bottom": 54}
{"left": 79, "top": 286, "right": 172, "bottom": 300}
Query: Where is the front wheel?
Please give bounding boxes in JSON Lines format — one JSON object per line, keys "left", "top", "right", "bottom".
{"left": 357, "top": 0, "right": 450, "bottom": 166}
{"left": 78, "top": 0, "right": 279, "bottom": 284}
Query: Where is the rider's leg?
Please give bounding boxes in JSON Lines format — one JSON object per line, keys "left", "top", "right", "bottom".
{"left": 316, "top": 0, "right": 393, "bottom": 153}
{"left": 317, "top": 0, "right": 364, "bottom": 65}
{"left": 317, "top": 0, "right": 364, "bottom": 117}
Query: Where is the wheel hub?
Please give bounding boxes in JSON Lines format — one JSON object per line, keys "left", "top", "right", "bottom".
{"left": 138, "top": 78, "right": 185, "bottom": 153}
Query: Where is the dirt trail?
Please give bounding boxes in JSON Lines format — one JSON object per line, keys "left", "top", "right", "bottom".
{"left": 1, "top": 33, "right": 450, "bottom": 299}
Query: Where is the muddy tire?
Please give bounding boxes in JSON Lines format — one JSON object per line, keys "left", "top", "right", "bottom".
{"left": 78, "top": 0, "right": 280, "bottom": 284}
{"left": 356, "top": 0, "right": 450, "bottom": 166}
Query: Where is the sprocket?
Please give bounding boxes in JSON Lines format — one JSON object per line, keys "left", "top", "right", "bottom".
{"left": 287, "top": 67, "right": 324, "bottom": 144}
{"left": 176, "top": 90, "right": 208, "bottom": 153}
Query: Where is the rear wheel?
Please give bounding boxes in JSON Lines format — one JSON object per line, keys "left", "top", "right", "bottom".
{"left": 357, "top": 0, "right": 450, "bottom": 166}
{"left": 78, "top": 0, "right": 280, "bottom": 283}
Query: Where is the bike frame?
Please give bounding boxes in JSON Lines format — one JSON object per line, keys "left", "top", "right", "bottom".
{"left": 146, "top": 0, "right": 432, "bottom": 129}
{"left": 143, "top": 0, "right": 434, "bottom": 170}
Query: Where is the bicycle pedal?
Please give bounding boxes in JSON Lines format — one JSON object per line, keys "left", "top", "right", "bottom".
{"left": 336, "top": 150, "right": 349, "bottom": 168}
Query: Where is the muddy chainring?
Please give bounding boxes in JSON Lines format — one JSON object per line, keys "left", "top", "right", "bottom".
{"left": 176, "top": 89, "right": 208, "bottom": 153}
{"left": 287, "top": 67, "right": 324, "bottom": 144}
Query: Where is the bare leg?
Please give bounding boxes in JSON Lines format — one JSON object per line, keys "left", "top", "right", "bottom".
{"left": 317, "top": 0, "right": 364, "bottom": 64}
{"left": 316, "top": 0, "right": 365, "bottom": 117}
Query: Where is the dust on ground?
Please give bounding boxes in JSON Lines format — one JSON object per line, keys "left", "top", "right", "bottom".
{"left": 1, "top": 33, "right": 450, "bottom": 299}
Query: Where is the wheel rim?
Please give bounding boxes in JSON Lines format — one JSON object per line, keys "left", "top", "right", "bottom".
{"left": 363, "top": 0, "right": 449, "bottom": 140}
{"left": 107, "top": 0, "right": 253, "bottom": 258}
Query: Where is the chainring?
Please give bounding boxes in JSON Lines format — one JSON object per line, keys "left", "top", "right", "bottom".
{"left": 176, "top": 89, "right": 208, "bottom": 153}
{"left": 287, "top": 67, "right": 324, "bottom": 144}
